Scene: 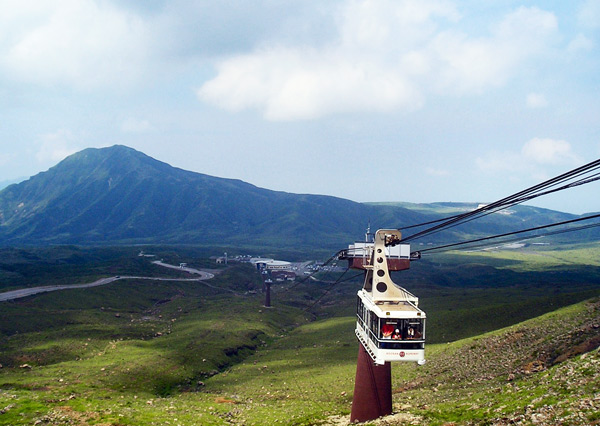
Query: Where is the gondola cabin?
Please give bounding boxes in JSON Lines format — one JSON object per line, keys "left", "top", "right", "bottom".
{"left": 342, "top": 229, "right": 426, "bottom": 365}
{"left": 356, "top": 289, "right": 425, "bottom": 365}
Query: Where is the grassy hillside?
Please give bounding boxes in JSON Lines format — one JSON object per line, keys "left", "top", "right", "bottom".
{"left": 0, "top": 245, "right": 599, "bottom": 425}
{"left": 391, "top": 298, "right": 600, "bottom": 425}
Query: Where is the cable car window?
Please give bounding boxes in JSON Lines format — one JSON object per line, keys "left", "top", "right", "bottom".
{"left": 370, "top": 313, "right": 379, "bottom": 342}
{"left": 406, "top": 319, "right": 424, "bottom": 340}
{"left": 375, "top": 318, "right": 426, "bottom": 341}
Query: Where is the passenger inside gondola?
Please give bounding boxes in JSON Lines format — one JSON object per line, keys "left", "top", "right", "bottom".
{"left": 381, "top": 324, "right": 394, "bottom": 339}
{"left": 405, "top": 322, "right": 423, "bottom": 340}
{"left": 392, "top": 328, "right": 401, "bottom": 340}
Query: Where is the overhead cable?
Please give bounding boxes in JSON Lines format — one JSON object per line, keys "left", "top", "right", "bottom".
{"left": 401, "top": 158, "right": 600, "bottom": 242}
{"left": 414, "top": 213, "right": 600, "bottom": 254}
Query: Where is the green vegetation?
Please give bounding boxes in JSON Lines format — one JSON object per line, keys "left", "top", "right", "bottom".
{"left": 392, "top": 298, "right": 600, "bottom": 425}
{"left": 0, "top": 246, "right": 224, "bottom": 292}
{"left": 0, "top": 244, "right": 599, "bottom": 425}
{"left": 457, "top": 244, "right": 600, "bottom": 269}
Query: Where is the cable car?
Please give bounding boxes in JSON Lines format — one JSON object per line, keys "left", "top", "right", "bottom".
{"left": 342, "top": 229, "right": 425, "bottom": 365}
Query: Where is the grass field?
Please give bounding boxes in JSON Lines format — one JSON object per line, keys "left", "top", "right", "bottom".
{"left": 0, "top": 244, "right": 599, "bottom": 425}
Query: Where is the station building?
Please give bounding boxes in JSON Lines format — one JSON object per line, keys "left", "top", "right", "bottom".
{"left": 250, "top": 258, "right": 292, "bottom": 271}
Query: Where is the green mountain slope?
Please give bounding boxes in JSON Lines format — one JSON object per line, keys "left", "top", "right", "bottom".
{"left": 0, "top": 146, "right": 424, "bottom": 248}
{"left": 390, "top": 298, "right": 600, "bottom": 425}
{"left": 0, "top": 145, "right": 594, "bottom": 248}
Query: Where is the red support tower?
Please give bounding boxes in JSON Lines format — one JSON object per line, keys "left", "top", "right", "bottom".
{"left": 351, "top": 344, "right": 392, "bottom": 422}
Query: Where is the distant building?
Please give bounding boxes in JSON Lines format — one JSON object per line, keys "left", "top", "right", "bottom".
{"left": 250, "top": 258, "right": 292, "bottom": 271}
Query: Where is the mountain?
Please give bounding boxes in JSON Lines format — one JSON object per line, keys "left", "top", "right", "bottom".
{"left": 0, "top": 145, "right": 424, "bottom": 248}
{"left": 0, "top": 145, "right": 592, "bottom": 248}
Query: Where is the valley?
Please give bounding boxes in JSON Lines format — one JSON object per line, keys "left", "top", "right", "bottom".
{"left": 0, "top": 244, "right": 599, "bottom": 425}
{"left": 0, "top": 260, "right": 214, "bottom": 302}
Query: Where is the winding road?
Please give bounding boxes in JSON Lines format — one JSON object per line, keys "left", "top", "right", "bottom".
{"left": 0, "top": 261, "right": 215, "bottom": 302}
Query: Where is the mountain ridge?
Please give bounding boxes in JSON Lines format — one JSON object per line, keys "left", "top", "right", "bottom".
{"left": 0, "top": 145, "right": 589, "bottom": 248}
{"left": 0, "top": 145, "right": 425, "bottom": 247}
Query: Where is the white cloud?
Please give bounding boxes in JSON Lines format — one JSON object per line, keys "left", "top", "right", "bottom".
{"left": 0, "top": 0, "right": 336, "bottom": 92}
{"left": 526, "top": 93, "right": 548, "bottom": 108}
{"left": 476, "top": 138, "right": 580, "bottom": 174}
{"left": 198, "top": 0, "right": 457, "bottom": 120}
{"left": 578, "top": 0, "right": 600, "bottom": 29}
{"left": 199, "top": 45, "right": 424, "bottom": 120}
{"left": 35, "top": 129, "right": 80, "bottom": 164}
{"left": 336, "top": 0, "right": 460, "bottom": 49}
{"left": 198, "top": 2, "right": 559, "bottom": 120}
{"left": 521, "top": 138, "right": 580, "bottom": 165}
{"left": 432, "top": 7, "right": 557, "bottom": 94}
{"left": 493, "top": 6, "right": 557, "bottom": 41}
{"left": 0, "top": 0, "right": 151, "bottom": 89}
{"left": 567, "top": 33, "right": 594, "bottom": 52}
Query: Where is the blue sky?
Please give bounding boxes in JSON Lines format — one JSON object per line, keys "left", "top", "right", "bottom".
{"left": 1, "top": 0, "right": 599, "bottom": 214}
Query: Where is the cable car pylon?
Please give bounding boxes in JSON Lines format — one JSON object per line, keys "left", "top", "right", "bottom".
{"left": 340, "top": 229, "right": 425, "bottom": 422}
